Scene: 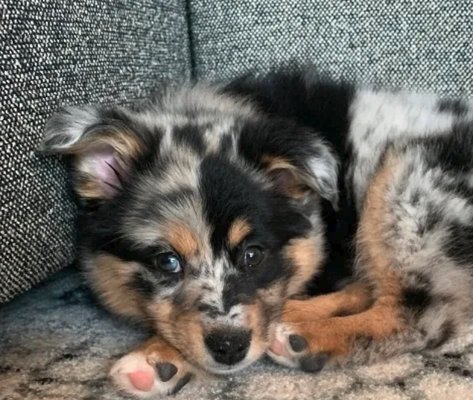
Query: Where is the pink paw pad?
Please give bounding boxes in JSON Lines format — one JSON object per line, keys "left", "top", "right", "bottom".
{"left": 127, "top": 370, "right": 155, "bottom": 392}
{"left": 269, "top": 338, "right": 287, "bottom": 357}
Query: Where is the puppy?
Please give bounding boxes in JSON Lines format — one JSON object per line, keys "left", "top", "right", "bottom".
{"left": 42, "top": 69, "right": 473, "bottom": 397}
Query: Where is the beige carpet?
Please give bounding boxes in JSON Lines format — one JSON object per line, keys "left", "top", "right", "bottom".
{"left": 1, "top": 266, "right": 473, "bottom": 400}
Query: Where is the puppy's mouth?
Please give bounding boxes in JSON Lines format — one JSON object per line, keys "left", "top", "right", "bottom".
{"left": 204, "top": 357, "right": 256, "bottom": 374}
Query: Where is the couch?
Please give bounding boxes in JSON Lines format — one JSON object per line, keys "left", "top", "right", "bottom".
{"left": 1, "top": 1, "right": 472, "bottom": 399}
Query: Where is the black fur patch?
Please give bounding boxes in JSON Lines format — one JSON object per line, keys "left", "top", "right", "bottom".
{"left": 199, "top": 154, "right": 269, "bottom": 252}
{"left": 219, "top": 134, "right": 234, "bottom": 156}
{"left": 224, "top": 68, "right": 354, "bottom": 154}
{"left": 422, "top": 124, "right": 473, "bottom": 173}
{"left": 402, "top": 286, "right": 433, "bottom": 315}
{"left": 199, "top": 154, "right": 310, "bottom": 253}
{"left": 444, "top": 222, "right": 473, "bottom": 265}
{"left": 437, "top": 99, "right": 468, "bottom": 116}
{"left": 418, "top": 203, "right": 442, "bottom": 235}
{"left": 129, "top": 272, "right": 156, "bottom": 299}
{"left": 199, "top": 153, "right": 312, "bottom": 306}
{"left": 173, "top": 124, "right": 206, "bottom": 154}
{"left": 225, "top": 69, "right": 358, "bottom": 295}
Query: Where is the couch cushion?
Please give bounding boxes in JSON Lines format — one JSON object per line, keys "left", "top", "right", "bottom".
{"left": 189, "top": 0, "right": 472, "bottom": 97}
{"left": 0, "top": 0, "right": 191, "bottom": 303}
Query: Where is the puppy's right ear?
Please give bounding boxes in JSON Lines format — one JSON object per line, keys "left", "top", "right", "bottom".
{"left": 41, "top": 106, "right": 144, "bottom": 203}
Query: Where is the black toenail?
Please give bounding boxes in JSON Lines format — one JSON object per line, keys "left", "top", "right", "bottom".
{"left": 300, "top": 353, "right": 329, "bottom": 373}
{"left": 289, "top": 334, "right": 308, "bottom": 352}
{"left": 156, "top": 362, "right": 178, "bottom": 382}
{"left": 170, "top": 372, "right": 192, "bottom": 395}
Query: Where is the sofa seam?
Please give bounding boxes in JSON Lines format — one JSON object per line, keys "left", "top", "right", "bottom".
{"left": 184, "top": 0, "right": 196, "bottom": 81}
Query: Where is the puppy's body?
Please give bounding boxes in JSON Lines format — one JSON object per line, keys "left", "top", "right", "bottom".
{"left": 229, "top": 72, "right": 473, "bottom": 364}
{"left": 43, "top": 69, "right": 473, "bottom": 397}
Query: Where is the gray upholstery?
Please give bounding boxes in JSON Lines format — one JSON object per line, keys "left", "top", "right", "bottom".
{"left": 0, "top": 0, "right": 191, "bottom": 303}
{"left": 1, "top": 0, "right": 473, "bottom": 303}
{"left": 190, "top": 0, "right": 473, "bottom": 96}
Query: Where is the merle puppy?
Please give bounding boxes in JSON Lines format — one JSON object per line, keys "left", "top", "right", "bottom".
{"left": 42, "top": 69, "right": 473, "bottom": 397}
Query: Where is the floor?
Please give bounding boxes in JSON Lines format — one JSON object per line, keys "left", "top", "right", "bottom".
{"left": 1, "top": 266, "right": 473, "bottom": 400}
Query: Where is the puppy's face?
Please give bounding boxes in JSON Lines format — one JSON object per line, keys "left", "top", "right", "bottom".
{"left": 42, "top": 87, "right": 338, "bottom": 373}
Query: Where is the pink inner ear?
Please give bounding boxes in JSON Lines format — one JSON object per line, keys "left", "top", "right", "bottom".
{"left": 269, "top": 167, "right": 304, "bottom": 197}
{"left": 86, "top": 147, "right": 127, "bottom": 198}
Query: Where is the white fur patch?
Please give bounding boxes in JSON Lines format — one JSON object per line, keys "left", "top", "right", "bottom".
{"left": 349, "top": 89, "right": 456, "bottom": 207}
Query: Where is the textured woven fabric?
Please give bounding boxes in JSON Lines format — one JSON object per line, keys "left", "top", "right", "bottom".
{"left": 0, "top": 0, "right": 191, "bottom": 303}
{"left": 2, "top": 0, "right": 473, "bottom": 304}
{"left": 1, "top": 268, "right": 473, "bottom": 399}
{"left": 189, "top": 0, "right": 473, "bottom": 97}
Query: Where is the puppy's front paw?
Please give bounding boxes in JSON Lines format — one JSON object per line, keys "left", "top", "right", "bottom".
{"left": 110, "top": 339, "right": 194, "bottom": 398}
{"left": 266, "top": 323, "right": 331, "bottom": 373}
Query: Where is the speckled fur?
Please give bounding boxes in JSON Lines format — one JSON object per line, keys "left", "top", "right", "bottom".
{"left": 42, "top": 68, "right": 473, "bottom": 396}
{"left": 229, "top": 70, "right": 473, "bottom": 369}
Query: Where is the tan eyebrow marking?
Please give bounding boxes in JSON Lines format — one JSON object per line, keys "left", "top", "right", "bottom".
{"left": 164, "top": 222, "right": 200, "bottom": 259}
{"left": 228, "top": 217, "right": 252, "bottom": 248}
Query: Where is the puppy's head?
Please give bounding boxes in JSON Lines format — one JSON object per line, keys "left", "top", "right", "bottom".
{"left": 42, "top": 86, "right": 338, "bottom": 374}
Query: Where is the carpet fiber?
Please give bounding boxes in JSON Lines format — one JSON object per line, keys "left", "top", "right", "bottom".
{"left": 1, "top": 266, "right": 473, "bottom": 400}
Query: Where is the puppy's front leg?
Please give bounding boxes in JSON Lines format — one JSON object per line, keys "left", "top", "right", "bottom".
{"left": 110, "top": 336, "right": 197, "bottom": 398}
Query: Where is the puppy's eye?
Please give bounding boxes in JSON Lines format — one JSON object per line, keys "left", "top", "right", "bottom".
{"left": 243, "top": 246, "right": 264, "bottom": 267}
{"left": 155, "top": 252, "right": 182, "bottom": 273}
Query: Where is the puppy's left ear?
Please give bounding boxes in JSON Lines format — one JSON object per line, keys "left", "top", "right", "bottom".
{"left": 240, "top": 119, "right": 339, "bottom": 209}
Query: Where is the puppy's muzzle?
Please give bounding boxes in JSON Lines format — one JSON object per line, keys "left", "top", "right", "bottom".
{"left": 204, "top": 329, "right": 251, "bottom": 365}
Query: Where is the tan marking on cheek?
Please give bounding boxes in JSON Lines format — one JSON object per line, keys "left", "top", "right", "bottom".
{"left": 147, "top": 301, "right": 208, "bottom": 366}
{"left": 257, "top": 283, "right": 286, "bottom": 343}
{"left": 228, "top": 217, "right": 252, "bottom": 248}
{"left": 164, "top": 222, "right": 200, "bottom": 259}
{"left": 147, "top": 300, "right": 177, "bottom": 341}
{"left": 284, "top": 234, "right": 325, "bottom": 296}
{"left": 244, "top": 303, "right": 268, "bottom": 357}
{"left": 257, "top": 282, "right": 285, "bottom": 307}
{"left": 85, "top": 253, "right": 146, "bottom": 319}
{"left": 181, "top": 318, "right": 206, "bottom": 362}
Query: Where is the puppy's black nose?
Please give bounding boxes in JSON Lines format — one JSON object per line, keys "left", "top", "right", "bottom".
{"left": 205, "top": 330, "right": 251, "bottom": 365}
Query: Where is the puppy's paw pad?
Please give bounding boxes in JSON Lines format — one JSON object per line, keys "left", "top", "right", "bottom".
{"left": 110, "top": 351, "right": 192, "bottom": 398}
{"left": 267, "top": 324, "right": 328, "bottom": 373}
{"left": 110, "top": 352, "right": 157, "bottom": 397}
{"left": 156, "top": 362, "right": 178, "bottom": 382}
{"left": 127, "top": 370, "right": 155, "bottom": 392}
{"left": 288, "top": 334, "right": 308, "bottom": 353}
{"left": 267, "top": 324, "right": 302, "bottom": 368}
{"left": 299, "top": 353, "right": 330, "bottom": 373}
